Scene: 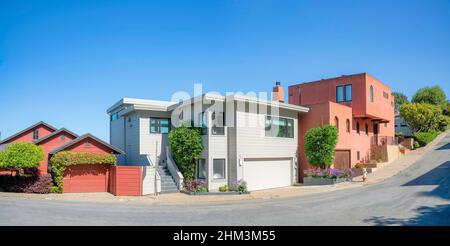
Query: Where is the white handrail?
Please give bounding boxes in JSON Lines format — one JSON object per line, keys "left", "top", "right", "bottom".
{"left": 166, "top": 146, "right": 184, "bottom": 190}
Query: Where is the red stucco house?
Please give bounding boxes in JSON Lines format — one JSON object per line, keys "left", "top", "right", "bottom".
{"left": 0, "top": 121, "right": 125, "bottom": 193}
{"left": 287, "top": 73, "right": 395, "bottom": 181}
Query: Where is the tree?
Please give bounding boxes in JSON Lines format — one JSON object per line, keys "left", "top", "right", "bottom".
{"left": 304, "top": 125, "right": 338, "bottom": 169}
{"left": 168, "top": 126, "right": 203, "bottom": 180}
{"left": 412, "top": 86, "right": 447, "bottom": 110}
{"left": 392, "top": 92, "right": 409, "bottom": 114}
{"left": 0, "top": 142, "right": 44, "bottom": 173}
{"left": 443, "top": 101, "right": 450, "bottom": 117}
{"left": 399, "top": 103, "right": 442, "bottom": 132}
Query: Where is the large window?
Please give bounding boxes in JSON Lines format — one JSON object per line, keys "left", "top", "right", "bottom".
{"left": 211, "top": 111, "right": 225, "bottom": 135}
{"left": 336, "top": 84, "right": 352, "bottom": 102}
{"left": 265, "top": 116, "right": 294, "bottom": 138}
{"left": 150, "top": 118, "right": 170, "bottom": 134}
{"left": 110, "top": 113, "right": 120, "bottom": 122}
{"left": 213, "top": 159, "right": 225, "bottom": 180}
{"left": 196, "top": 159, "right": 207, "bottom": 179}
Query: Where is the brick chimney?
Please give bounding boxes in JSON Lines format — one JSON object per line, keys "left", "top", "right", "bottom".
{"left": 272, "top": 81, "right": 285, "bottom": 103}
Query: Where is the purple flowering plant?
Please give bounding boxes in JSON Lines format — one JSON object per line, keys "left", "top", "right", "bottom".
{"left": 304, "top": 168, "right": 354, "bottom": 180}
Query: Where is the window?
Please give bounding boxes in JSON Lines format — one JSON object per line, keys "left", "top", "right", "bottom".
{"left": 357, "top": 151, "right": 360, "bottom": 160}
{"left": 198, "top": 112, "right": 208, "bottom": 135}
{"left": 356, "top": 122, "right": 360, "bottom": 134}
{"left": 213, "top": 159, "right": 225, "bottom": 180}
{"left": 346, "top": 119, "right": 350, "bottom": 133}
{"left": 110, "top": 113, "right": 120, "bottom": 122}
{"left": 370, "top": 85, "right": 374, "bottom": 102}
{"left": 196, "top": 159, "right": 207, "bottom": 179}
{"left": 336, "top": 84, "right": 352, "bottom": 102}
{"left": 150, "top": 118, "right": 171, "bottom": 134}
{"left": 85, "top": 142, "right": 91, "bottom": 148}
{"left": 383, "top": 91, "right": 389, "bottom": 99}
{"left": 384, "top": 123, "right": 387, "bottom": 127}
{"left": 334, "top": 117, "right": 339, "bottom": 130}
{"left": 60, "top": 135, "right": 65, "bottom": 141}
{"left": 211, "top": 111, "right": 225, "bottom": 135}
{"left": 265, "top": 116, "right": 294, "bottom": 138}
{"left": 33, "top": 129, "right": 39, "bottom": 140}
{"left": 365, "top": 123, "right": 369, "bottom": 135}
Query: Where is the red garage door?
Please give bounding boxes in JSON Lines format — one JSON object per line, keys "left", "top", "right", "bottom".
{"left": 63, "top": 164, "right": 110, "bottom": 193}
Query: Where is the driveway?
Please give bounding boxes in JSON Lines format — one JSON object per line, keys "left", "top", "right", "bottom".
{"left": 1, "top": 133, "right": 449, "bottom": 225}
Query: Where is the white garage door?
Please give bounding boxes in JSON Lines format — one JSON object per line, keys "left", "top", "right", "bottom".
{"left": 243, "top": 158, "right": 292, "bottom": 191}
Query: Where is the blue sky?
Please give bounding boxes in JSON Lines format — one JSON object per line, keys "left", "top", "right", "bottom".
{"left": 0, "top": 0, "right": 449, "bottom": 141}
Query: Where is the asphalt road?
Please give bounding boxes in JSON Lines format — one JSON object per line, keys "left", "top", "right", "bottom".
{"left": 1, "top": 133, "right": 449, "bottom": 226}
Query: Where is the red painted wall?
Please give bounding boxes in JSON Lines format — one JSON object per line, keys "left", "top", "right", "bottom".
{"left": 109, "top": 166, "right": 142, "bottom": 196}
{"left": 7, "top": 125, "right": 54, "bottom": 144}
{"left": 66, "top": 138, "right": 116, "bottom": 154}
{"left": 37, "top": 133, "right": 77, "bottom": 174}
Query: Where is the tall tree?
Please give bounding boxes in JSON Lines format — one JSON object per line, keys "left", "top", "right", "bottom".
{"left": 392, "top": 92, "right": 409, "bottom": 114}
{"left": 412, "top": 86, "right": 447, "bottom": 110}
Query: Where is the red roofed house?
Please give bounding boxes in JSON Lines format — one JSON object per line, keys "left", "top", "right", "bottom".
{"left": 0, "top": 121, "right": 124, "bottom": 193}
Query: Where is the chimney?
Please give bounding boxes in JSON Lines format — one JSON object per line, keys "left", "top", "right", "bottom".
{"left": 272, "top": 81, "right": 285, "bottom": 103}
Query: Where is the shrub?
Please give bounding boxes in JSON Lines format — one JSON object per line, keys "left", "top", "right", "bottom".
{"left": 400, "top": 103, "right": 442, "bottom": 132}
{"left": 0, "top": 142, "right": 44, "bottom": 170}
{"left": 50, "top": 151, "right": 116, "bottom": 192}
{"left": 184, "top": 179, "right": 208, "bottom": 192}
{"left": 230, "top": 179, "right": 248, "bottom": 193}
{"left": 413, "top": 141, "right": 421, "bottom": 149}
{"left": 438, "top": 115, "right": 450, "bottom": 131}
{"left": 169, "top": 126, "right": 203, "bottom": 180}
{"left": 304, "top": 168, "right": 353, "bottom": 181}
{"left": 304, "top": 125, "right": 338, "bottom": 169}
{"left": 219, "top": 185, "right": 230, "bottom": 192}
{"left": 413, "top": 130, "right": 439, "bottom": 147}
{"left": 0, "top": 170, "right": 51, "bottom": 194}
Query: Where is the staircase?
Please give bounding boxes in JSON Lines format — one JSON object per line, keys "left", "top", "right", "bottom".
{"left": 156, "top": 165, "right": 179, "bottom": 193}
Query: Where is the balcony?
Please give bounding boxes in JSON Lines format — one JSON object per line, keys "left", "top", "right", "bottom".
{"left": 371, "top": 135, "right": 398, "bottom": 146}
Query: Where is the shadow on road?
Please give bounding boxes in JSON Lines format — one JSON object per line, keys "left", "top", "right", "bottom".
{"left": 363, "top": 204, "right": 450, "bottom": 226}
{"left": 437, "top": 142, "right": 450, "bottom": 150}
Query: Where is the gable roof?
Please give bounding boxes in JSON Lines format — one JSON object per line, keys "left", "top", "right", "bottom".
{"left": 0, "top": 121, "right": 58, "bottom": 145}
{"left": 49, "top": 133, "right": 125, "bottom": 155}
{"left": 33, "top": 128, "right": 79, "bottom": 144}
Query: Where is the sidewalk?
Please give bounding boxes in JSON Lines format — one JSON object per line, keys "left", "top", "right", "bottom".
{"left": 1, "top": 131, "right": 448, "bottom": 205}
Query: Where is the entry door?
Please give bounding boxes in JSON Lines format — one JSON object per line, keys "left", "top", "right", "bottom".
{"left": 334, "top": 150, "right": 351, "bottom": 170}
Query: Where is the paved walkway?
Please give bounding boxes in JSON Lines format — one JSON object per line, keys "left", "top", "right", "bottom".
{"left": 1, "top": 131, "right": 448, "bottom": 205}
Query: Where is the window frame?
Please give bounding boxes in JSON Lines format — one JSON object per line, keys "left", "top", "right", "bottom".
{"left": 212, "top": 158, "right": 226, "bottom": 181}
{"left": 356, "top": 121, "right": 360, "bottom": 134}
{"left": 196, "top": 159, "right": 207, "bottom": 180}
{"left": 336, "top": 84, "right": 352, "bottom": 102}
{"left": 150, "top": 117, "right": 171, "bottom": 134}
{"left": 370, "top": 85, "right": 374, "bottom": 102}
{"left": 211, "top": 111, "right": 225, "bottom": 136}
{"left": 265, "top": 115, "right": 295, "bottom": 138}
{"left": 33, "top": 129, "right": 39, "bottom": 140}
{"left": 346, "top": 119, "right": 350, "bottom": 133}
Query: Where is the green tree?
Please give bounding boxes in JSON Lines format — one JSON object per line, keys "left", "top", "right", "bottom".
{"left": 0, "top": 142, "right": 44, "bottom": 173}
{"left": 412, "top": 86, "right": 447, "bottom": 110}
{"left": 443, "top": 101, "right": 450, "bottom": 117}
{"left": 392, "top": 92, "right": 409, "bottom": 114}
{"left": 168, "top": 126, "right": 203, "bottom": 180}
{"left": 304, "top": 125, "right": 338, "bottom": 169}
{"left": 399, "top": 103, "right": 442, "bottom": 132}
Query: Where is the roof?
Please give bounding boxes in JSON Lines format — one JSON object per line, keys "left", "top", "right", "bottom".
{"left": 0, "top": 121, "right": 57, "bottom": 145}
{"left": 49, "top": 133, "right": 125, "bottom": 155}
{"left": 107, "top": 98, "right": 176, "bottom": 114}
{"left": 33, "top": 128, "right": 79, "bottom": 144}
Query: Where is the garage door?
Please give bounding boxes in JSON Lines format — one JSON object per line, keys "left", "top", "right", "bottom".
{"left": 334, "top": 150, "right": 351, "bottom": 170}
{"left": 63, "top": 164, "right": 110, "bottom": 193}
{"left": 243, "top": 158, "right": 292, "bottom": 191}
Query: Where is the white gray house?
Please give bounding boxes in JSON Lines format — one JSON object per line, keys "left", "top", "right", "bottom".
{"left": 107, "top": 94, "right": 309, "bottom": 193}
{"left": 395, "top": 114, "right": 412, "bottom": 135}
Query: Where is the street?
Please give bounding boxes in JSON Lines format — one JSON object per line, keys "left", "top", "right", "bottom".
{"left": 1, "top": 133, "right": 449, "bottom": 226}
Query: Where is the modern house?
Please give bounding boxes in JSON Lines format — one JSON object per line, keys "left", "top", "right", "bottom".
{"left": 395, "top": 114, "right": 412, "bottom": 135}
{"left": 107, "top": 93, "right": 309, "bottom": 192}
{"left": 288, "top": 73, "right": 396, "bottom": 181}
{"left": 0, "top": 121, "right": 124, "bottom": 193}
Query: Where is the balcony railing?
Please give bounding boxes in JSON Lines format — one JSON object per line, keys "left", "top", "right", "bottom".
{"left": 371, "top": 135, "right": 398, "bottom": 146}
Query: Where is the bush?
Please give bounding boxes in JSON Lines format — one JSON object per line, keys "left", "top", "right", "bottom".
{"left": 438, "top": 115, "right": 450, "bottom": 131}
{"left": 0, "top": 170, "right": 51, "bottom": 194}
{"left": 0, "top": 142, "right": 44, "bottom": 170}
{"left": 413, "top": 130, "right": 439, "bottom": 147}
{"left": 304, "top": 168, "right": 353, "bottom": 180}
{"left": 230, "top": 179, "right": 248, "bottom": 193}
{"left": 50, "top": 151, "right": 116, "bottom": 192}
{"left": 169, "top": 126, "right": 203, "bottom": 180}
{"left": 304, "top": 125, "right": 338, "bottom": 169}
{"left": 184, "top": 179, "right": 208, "bottom": 192}
{"left": 413, "top": 141, "right": 421, "bottom": 149}
{"left": 218, "top": 185, "right": 230, "bottom": 192}
{"left": 400, "top": 103, "right": 442, "bottom": 132}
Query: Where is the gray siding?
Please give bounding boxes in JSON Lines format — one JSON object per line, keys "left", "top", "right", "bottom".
{"left": 138, "top": 111, "right": 172, "bottom": 165}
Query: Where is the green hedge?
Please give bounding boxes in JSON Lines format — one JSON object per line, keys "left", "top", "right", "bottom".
{"left": 413, "top": 130, "right": 439, "bottom": 147}
{"left": 50, "top": 151, "right": 116, "bottom": 193}
{"left": 0, "top": 142, "right": 44, "bottom": 170}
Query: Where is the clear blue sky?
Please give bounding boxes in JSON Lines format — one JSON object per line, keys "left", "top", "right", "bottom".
{"left": 1, "top": 0, "right": 449, "bottom": 141}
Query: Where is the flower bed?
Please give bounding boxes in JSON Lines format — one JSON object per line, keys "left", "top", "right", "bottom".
{"left": 303, "top": 168, "right": 353, "bottom": 186}
{"left": 182, "top": 179, "right": 249, "bottom": 195}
